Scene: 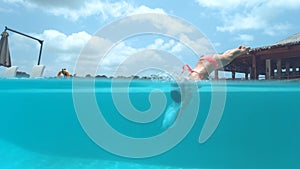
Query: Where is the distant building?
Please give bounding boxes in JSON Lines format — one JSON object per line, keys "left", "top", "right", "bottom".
{"left": 218, "top": 33, "right": 300, "bottom": 80}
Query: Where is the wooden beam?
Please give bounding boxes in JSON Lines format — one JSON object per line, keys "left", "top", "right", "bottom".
{"left": 276, "top": 59, "right": 282, "bottom": 79}
{"left": 286, "top": 62, "right": 290, "bottom": 79}
{"left": 258, "top": 51, "right": 300, "bottom": 60}
{"left": 232, "top": 70, "right": 236, "bottom": 80}
{"left": 252, "top": 55, "right": 257, "bottom": 80}
{"left": 253, "top": 45, "right": 300, "bottom": 55}
{"left": 214, "top": 70, "right": 219, "bottom": 80}
{"left": 266, "top": 59, "right": 271, "bottom": 80}
{"left": 245, "top": 67, "right": 249, "bottom": 80}
{"left": 293, "top": 65, "right": 297, "bottom": 76}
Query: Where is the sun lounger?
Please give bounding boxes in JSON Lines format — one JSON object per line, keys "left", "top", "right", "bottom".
{"left": 30, "top": 65, "right": 45, "bottom": 78}
{"left": 4, "top": 66, "right": 18, "bottom": 77}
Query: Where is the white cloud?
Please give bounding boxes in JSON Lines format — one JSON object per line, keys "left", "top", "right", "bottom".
{"left": 98, "top": 38, "right": 186, "bottom": 76}
{"left": 39, "top": 30, "right": 91, "bottom": 56}
{"left": 195, "top": 0, "right": 248, "bottom": 9}
{"left": 116, "top": 13, "right": 215, "bottom": 55}
{"left": 269, "top": 0, "right": 300, "bottom": 9}
{"left": 196, "top": 0, "right": 300, "bottom": 34}
{"left": 128, "top": 5, "right": 166, "bottom": 16}
{"left": 3, "top": 0, "right": 166, "bottom": 21}
{"left": 234, "top": 34, "right": 254, "bottom": 42}
{"left": 120, "top": 50, "right": 184, "bottom": 77}
{"left": 213, "top": 42, "right": 221, "bottom": 48}
{"left": 263, "top": 23, "right": 292, "bottom": 36}
{"left": 101, "top": 41, "right": 138, "bottom": 68}
{"left": 195, "top": 0, "right": 300, "bottom": 9}
{"left": 3, "top": 0, "right": 82, "bottom": 8}
{"left": 147, "top": 39, "right": 176, "bottom": 50}
{"left": 216, "top": 13, "right": 266, "bottom": 32}
{"left": 178, "top": 34, "right": 215, "bottom": 55}
{"left": 170, "top": 43, "right": 184, "bottom": 53}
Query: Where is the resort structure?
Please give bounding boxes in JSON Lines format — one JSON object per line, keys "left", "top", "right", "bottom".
{"left": 216, "top": 33, "right": 300, "bottom": 80}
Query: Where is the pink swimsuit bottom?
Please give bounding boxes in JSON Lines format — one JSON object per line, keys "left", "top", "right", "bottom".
{"left": 182, "top": 54, "right": 218, "bottom": 80}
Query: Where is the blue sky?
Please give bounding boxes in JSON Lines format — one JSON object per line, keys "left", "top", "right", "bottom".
{"left": 1, "top": 0, "right": 300, "bottom": 77}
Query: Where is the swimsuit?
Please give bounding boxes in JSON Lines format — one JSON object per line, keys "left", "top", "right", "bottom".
{"left": 182, "top": 54, "right": 218, "bottom": 80}
{"left": 182, "top": 64, "right": 204, "bottom": 80}
{"left": 199, "top": 54, "right": 218, "bottom": 67}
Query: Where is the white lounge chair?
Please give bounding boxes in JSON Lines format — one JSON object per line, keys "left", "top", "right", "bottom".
{"left": 4, "top": 66, "right": 18, "bottom": 77}
{"left": 30, "top": 65, "right": 45, "bottom": 78}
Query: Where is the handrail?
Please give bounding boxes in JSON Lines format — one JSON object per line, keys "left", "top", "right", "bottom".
{"left": 4, "top": 26, "right": 44, "bottom": 65}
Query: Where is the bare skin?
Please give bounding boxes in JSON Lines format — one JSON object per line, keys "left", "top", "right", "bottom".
{"left": 166, "top": 46, "right": 250, "bottom": 129}
{"left": 189, "top": 46, "right": 250, "bottom": 80}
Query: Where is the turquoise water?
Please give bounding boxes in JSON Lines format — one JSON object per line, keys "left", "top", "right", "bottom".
{"left": 0, "top": 79, "right": 300, "bottom": 169}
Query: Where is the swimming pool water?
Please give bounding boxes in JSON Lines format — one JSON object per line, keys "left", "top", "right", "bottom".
{"left": 0, "top": 79, "right": 300, "bottom": 169}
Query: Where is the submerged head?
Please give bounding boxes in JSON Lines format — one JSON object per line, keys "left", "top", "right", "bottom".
{"left": 170, "top": 90, "right": 181, "bottom": 103}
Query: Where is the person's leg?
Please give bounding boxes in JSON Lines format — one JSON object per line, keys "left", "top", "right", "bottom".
{"left": 189, "top": 46, "right": 250, "bottom": 80}
{"left": 214, "top": 46, "right": 250, "bottom": 67}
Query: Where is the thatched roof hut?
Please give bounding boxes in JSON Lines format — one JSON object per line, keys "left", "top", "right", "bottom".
{"left": 221, "top": 33, "right": 300, "bottom": 80}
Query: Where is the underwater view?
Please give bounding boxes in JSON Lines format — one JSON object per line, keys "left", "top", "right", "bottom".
{"left": 0, "top": 79, "right": 299, "bottom": 169}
